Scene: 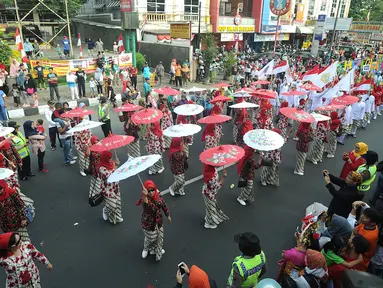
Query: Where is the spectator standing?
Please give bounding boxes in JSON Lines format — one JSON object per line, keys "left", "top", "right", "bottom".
{"left": 24, "top": 74, "right": 37, "bottom": 106}
{"left": 62, "top": 36, "right": 70, "bottom": 58}
{"left": 23, "top": 39, "right": 33, "bottom": 58}
{"left": 47, "top": 68, "right": 61, "bottom": 102}
{"left": 98, "top": 97, "right": 112, "bottom": 137}
{"left": 112, "top": 61, "right": 120, "bottom": 86}
{"left": 142, "top": 62, "right": 151, "bottom": 81}
{"left": 33, "top": 61, "right": 46, "bottom": 90}
{"left": 94, "top": 67, "right": 104, "bottom": 96}
{"left": 155, "top": 61, "right": 165, "bottom": 85}
{"left": 45, "top": 100, "right": 60, "bottom": 150}
{"left": 66, "top": 70, "right": 79, "bottom": 100}
{"left": 143, "top": 77, "right": 152, "bottom": 103}
{"left": 56, "top": 118, "right": 77, "bottom": 165}
{"left": 87, "top": 38, "right": 95, "bottom": 57}
{"left": 175, "top": 62, "right": 182, "bottom": 87}
{"left": 16, "top": 65, "right": 27, "bottom": 106}
{"left": 0, "top": 90, "right": 8, "bottom": 123}
{"left": 75, "top": 66, "right": 86, "bottom": 98}
{"left": 89, "top": 76, "right": 96, "bottom": 98}
{"left": 121, "top": 68, "right": 130, "bottom": 93}
{"left": 95, "top": 38, "right": 104, "bottom": 54}
{"left": 130, "top": 66, "right": 138, "bottom": 90}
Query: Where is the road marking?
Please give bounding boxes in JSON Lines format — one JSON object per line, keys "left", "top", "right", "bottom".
{"left": 160, "top": 163, "right": 235, "bottom": 195}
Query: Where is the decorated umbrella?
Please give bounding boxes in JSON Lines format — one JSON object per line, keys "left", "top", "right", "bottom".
{"left": 251, "top": 80, "right": 271, "bottom": 86}
{"left": 300, "top": 83, "right": 322, "bottom": 91}
{"left": 61, "top": 107, "right": 94, "bottom": 118}
{"left": 198, "top": 115, "right": 232, "bottom": 124}
{"left": 232, "top": 91, "right": 252, "bottom": 97}
{"left": 0, "top": 168, "right": 14, "bottom": 180}
{"left": 182, "top": 86, "right": 207, "bottom": 93}
{"left": 199, "top": 145, "right": 245, "bottom": 167}
{"left": 252, "top": 89, "right": 277, "bottom": 99}
{"left": 280, "top": 90, "right": 308, "bottom": 96}
{"left": 163, "top": 124, "right": 201, "bottom": 137}
{"left": 153, "top": 86, "right": 180, "bottom": 95}
{"left": 213, "top": 81, "right": 232, "bottom": 88}
{"left": 209, "top": 95, "right": 232, "bottom": 103}
{"left": 235, "top": 88, "right": 254, "bottom": 93}
{"left": 0, "top": 127, "right": 14, "bottom": 137}
{"left": 113, "top": 103, "right": 142, "bottom": 112}
{"left": 174, "top": 104, "right": 204, "bottom": 115}
{"left": 131, "top": 108, "right": 163, "bottom": 124}
{"left": 69, "top": 120, "right": 104, "bottom": 133}
{"left": 90, "top": 134, "right": 135, "bottom": 152}
{"left": 279, "top": 107, "right": 315, "bottom": 123}
{"left": 0, "top": 137, "right": 13, "bottom": 148}
{"left": 330, "top": 95, "right": 359, "bottom": 105}
{"left": 310, "top": 113, "right": 331, "bottom": 121}
{"left": 107, "top": 155, "right": 161, "bottom": 183}
{"left": 315, "top": 104, "right": 346, "bottom": 111}
{"left": 244, "top": 129, "right": 284, "bottom": 151}
{"left": 229, "top": 101, "right": 259, "bottom": 109}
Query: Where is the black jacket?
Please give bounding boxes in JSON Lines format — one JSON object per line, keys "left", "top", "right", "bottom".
{"left": 326, "top": 174, "right": 361, "bottom": 218}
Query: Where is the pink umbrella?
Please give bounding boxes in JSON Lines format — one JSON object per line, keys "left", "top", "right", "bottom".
{"left": 131, "top": 108, "right": 163, "bottom": 124}
{"left": 153, "top": 86, "right": 180, "bottom": 96}
{"left": 279, "top": 107, "right": 315, "bottom": 123}
{"left": 252, "top": 89, "right": 277, "bottom": 99}
{"left": 213, "top": 81, "right": 232, "bottom": 88}
{"left": 251, "top": 80, "right": 271, "bottom": 85}
{"left": 315, "top": 104, "right": 346, "bottom": 111}
{"left": 113, "top": 103, "right": 143, "bottom": 112}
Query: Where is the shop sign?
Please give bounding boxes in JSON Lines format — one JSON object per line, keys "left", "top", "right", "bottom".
{"left": 217, "top": 25, "right": 255, "bottom": 33}
{"left": 254, "top": 33, "right": 289, "bottom": 42}
{"left": 120, "top": 0, "right": 132, "bottom": 12}
{"left": 234, "top": 14, "right": 242, "bottom": 26}
{"left": 350, "top": 22, "right": 383, "bottom": 32}
{"left": 261, "top": 25, "right": 281, "bottom": 33}
{"left": 371, "top": 32, "right": 383, "bottom": 41}
{"left": 270, "top": 0, "right": 292, "bottom": 16}
{"left": 170, "top": 23, "right": 191, "bottom": 39}
{"left": 220, "top": 33, "right": 244, "bottom": 42}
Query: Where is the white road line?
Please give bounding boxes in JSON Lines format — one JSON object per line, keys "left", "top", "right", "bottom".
{"left": 160, "top": 163, "right": 236, "bottom": 195}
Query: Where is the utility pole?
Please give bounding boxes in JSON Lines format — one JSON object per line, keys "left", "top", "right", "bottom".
{"left": 197, "top": 0, "right": 201, "bottom": 49}
{"left": 14, "top": 0, "right": 24, "bottom": 41}
{"left": 64, "top": 0, "right": 74, "bottom": 57}
{"left": 327, "top": 0, "right": 342, "bottom": 63}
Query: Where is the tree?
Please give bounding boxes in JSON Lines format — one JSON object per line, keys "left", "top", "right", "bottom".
{"left": 0, "top": 41, "right": 12, "bottom": 68}
{"left": 348, "top": 0, "right": 383, "bottom": 21}
{"left": 201, "top": 33, "right": 218, "bottom": 83}
{"left": 223, "top": 51, "right": 236, "bottom": 80}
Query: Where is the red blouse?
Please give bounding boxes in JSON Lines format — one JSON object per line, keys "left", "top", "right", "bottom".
{"left": 141, "top": 197, "right": 170, "bottom": 231}
{"left": 339, "top": 151, "right": 366, "bottom": 180}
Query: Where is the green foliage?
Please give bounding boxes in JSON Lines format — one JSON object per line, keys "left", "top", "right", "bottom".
{"left": 223, "top": 52, "right": 236, "bottom": 78}
{"left": 202, "top": 33, "right": 218, "bottom": 82}
{"left": 136, "top": 52, "right": 146, "bottom": 72}
{"left": 0, "top": 31, "right": 4, "bottom": 39}
{"left": 348, "top": 0, "right": 383, "bottom": 21}
{"left": 0, "top": 41, "right": 12, "bottom": 68}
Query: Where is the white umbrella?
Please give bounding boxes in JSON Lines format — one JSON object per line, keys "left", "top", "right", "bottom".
{"left": 174, "top": 104, "right": 204, "bottom": 115}
{"left": 163, "top": 124, "right": 201, "bottom": 137}
{"left": 107, "top": 155, "right": 161, "bottom": 183}
{"left": 244, "top": 129, "right": 284, "bottom": 151}
{"left": 310, "top": 113, "right": 331, "bottom": 121}
{"left": 229, "top": 101, "right": 259, "bottom": 109}
{"left": 0, "top": 127, "right": 14, "bottom": 137}
{"left": 232, "top": 91, "right": 252, "bottom": 97}
{"left": 182, "top": 86, "right": 207, "bottom": 93}
{"left": 0, "top": 168, "right": 14, "bottom": 180}
{"left": 69, "top": 120, "right": 104, "bottom": 133}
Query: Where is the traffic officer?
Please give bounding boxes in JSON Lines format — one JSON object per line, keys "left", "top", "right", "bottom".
{"left": 227, "top": 232, "right": 267, "bottom": 288}
{"left": 7, "top": 121, "right": 34, "bottom": 181}
{"left": 357, "top": 150, "right": 378, "bottom": 198}
{"left": 98, "top": 96, "right": 111, "bottom": 138}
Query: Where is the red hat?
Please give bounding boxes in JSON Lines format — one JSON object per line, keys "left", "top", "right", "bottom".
{"left": 0, "top": 232, "right": 12, "bottom": 250}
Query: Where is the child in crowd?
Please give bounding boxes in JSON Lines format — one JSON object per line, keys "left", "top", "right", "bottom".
{"left": 32, "top": 92, "right": 39, "bottom": 108}
{"left": 35, "top": 119, "right": 46, "bottom": 148}
{"left": 89, "top": 76, "right": 96, "bottom": 98}
{"left": 113, "top": 42, "right": 118, "bottom": 54}
{"left": 11, "top": 84, "right": 21, "bottom": 108}
{"left": 56, "top": 44, "right": 62, "bottom": 58}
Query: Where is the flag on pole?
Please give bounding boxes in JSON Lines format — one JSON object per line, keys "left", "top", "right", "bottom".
{"left": 301, "top": 65, "right": 320, "bottom": 81}
{"left": 322, "top": 69, "right": 355, "bottom": 98}
{"left": 352, "top": 79, "right": 372, "bottom": 92}
{"left": 77, "top": 33, "right": 82, "bottom": 58}
{"left": 285, "top": 67, "right": 294, "bottom": 83}
{"left": 257, "top": 60, "right": 275, "bottom": 79}
{"left": 117, "top": 34, "right": 125, "bottom": 54}
{"left": 271, "top": 60, "right": 289, "bottom": 74}
{"left": 15, "top": 28, "right": 28, "bottom": 62}
{"left": 311, "top": 61, "right": 338, "bottom": 88}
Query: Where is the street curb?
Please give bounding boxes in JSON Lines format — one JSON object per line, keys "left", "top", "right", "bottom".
{"left": 8, "top": 95, "right": 122, "bottom": 119}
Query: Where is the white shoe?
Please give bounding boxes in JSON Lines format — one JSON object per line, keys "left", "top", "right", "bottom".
{"left": 158, "top": 167, "right": 165, "bottom": 174}
{"left": 102, "top": 207, "right": 107, "bottom": 221}
{"left": 237, "top": 197, "right": 246, "bottom": 206}
{"left": 368, "top": 120, "right": 371, "bottom": 124}
{"left": 161, "top": 249, "right": 165, "bottom": 255}
{"left": 169, "top": 186, "right": 175, "bottom": 196}
{"left": 69, "top": 160, "right": 76, "bottom": 165}
{"left": 72, "top": 156, "right": 78, "bottom": 160}
{"left": 327, "top": 154, "right": 335, "bottom": 158}
{"left": 150, "top": 249, "right": 165, "bottom": 255}
{"left": 261, "top": 181, "right": 267, "bottom": 186}
{"left": 294, "top": 171, "right": 304, "bottom": 176}
{"left": 311, "top": 160, "right": 318, "bottom": 165}
{"left": 116, "top": 217, "right": 123, "bottom": 223}
{"left": 142, "top": 250, "right": 148, "bottom": 259}
{"left": 204, "top": 223, "right": 217, "bottom": 229}
{"left": 293, "top": 137, "right": 299, "bottom": 141}
{"left": 149, "top": 170, "right": 154, "bottom": 175}
{"left": 179, "top": 191, "right": 185, "bottom": 196}
{"left": 188, "top": 143, "right": 193, "bottom": 146}
{"left": 80, "top": 171, "right": 87, "bottom": 176}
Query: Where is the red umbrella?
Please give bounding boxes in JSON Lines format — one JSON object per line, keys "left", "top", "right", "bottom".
{"left": 315, "top": 104, "right": 346, "bottom": 111}
{"left": 300, "top": 83, "right": 322, "bottom": 91}
{"left": 113, "top": 103, "right": 142, "bottom": 112}
{"left": 251, "top": 80, "right": 271, "bottom": 85}
{"left": 281, "top": 90, "right": 307, "bottom": 96}
{"left": 61, "top": 107, "right": 94, "bottom": 118}
{"left": 131, "top": 108, "right": 163, "bottom": 124}
{"left": 252, "top": 89, "right": 277, "bottom": 99}
{"left": 210, "top": 95, "right": 231, "bottom": 104}
{"left": 153, "top": 86, "right": 180, "bottom": 96}
{"left": 330, "top": 95, "right": 359, "bottom": 106}
{"left": 198, "top": 115, "right": 232, "bottom": 124}
{"left": 235, "top": 88, "right": 255, "bottom": 93}
{"left": 279, "top": 107, "right": 315, "bottom": 123}
{"left": 213, "top": 81, "right": 232, "bottom": 88}
{"left": 0, "top": 137, "right": 13, "bottom": 148}
{"left": 200, "top": 145, "right": 245, "bottom": 167}
{"left": 90, "top": 134, "right": 135, "bottom": 152}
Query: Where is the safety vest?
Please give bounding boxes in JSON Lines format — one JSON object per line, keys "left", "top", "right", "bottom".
{"left": 357, "top": 164, "right": 377, "bottom": 192}
{"left": 98, "top": 104, "right": 110, "bottom": 121}
{"left": 227, "top": 251, "right": 266, "bottom": 288}
{"left": 7, "top": 132, "right": 29, "bottom": 159}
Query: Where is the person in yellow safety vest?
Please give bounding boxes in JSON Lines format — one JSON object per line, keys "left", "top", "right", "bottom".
{"left": 357, "top": 150, "right": 378, "bottom": 196}
{"left": 227, "top": 232, "right": 267, "bottom": 288}
{"left": 7, "top": 121, "right": 35, "bottom": 181}
{"left": 98, "top": 96, "right": 112, "bottom": 138}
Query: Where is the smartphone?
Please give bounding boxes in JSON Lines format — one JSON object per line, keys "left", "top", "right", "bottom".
{"left": 323, "top": 172, "right": 327, "bottom": 177}
{"left": 178, "top": 262, "right": 186, "bottom": 277}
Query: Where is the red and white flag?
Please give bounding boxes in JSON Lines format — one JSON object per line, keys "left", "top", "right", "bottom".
{"left": 15, "top": 28, "right": 28, "bottom": 62}
{"left": 77, "top": 33, "right": 83, "bottom": 58}
{"left": 271, "top": 60, "right": 289, "bottom": 74}
{"left": 311, "top": 61, "right": 338, "bottom": 88}
{"left": 301, "top": 65, "right": 320, "bottom": 81}
{"left": 352, "top": 79, "right": 372, "bottom": 92}
{"left": 117, "top": 34, "right": 125, "bottom": 54}
{"left": 257, "top": 59, "right": 274, "bottom": 79}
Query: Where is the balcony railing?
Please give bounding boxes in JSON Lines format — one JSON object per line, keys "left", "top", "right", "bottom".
{"left": 141, "top": 13, "right": 201, "bottom": 23}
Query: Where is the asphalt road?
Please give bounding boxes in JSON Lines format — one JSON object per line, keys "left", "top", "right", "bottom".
{"left": 1, "top": 107, "right": 382, "bottom": 288}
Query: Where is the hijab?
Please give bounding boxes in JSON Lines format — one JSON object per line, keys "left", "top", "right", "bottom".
{"left": 0, "top": 180, "right": 16, "bottom": 201}
{"left": 136, "top": 180, "right": 160, "bottom": 206}
{"left": 90, "top": 136, "right": 99, "bottom": 145}
{"left": 238, "top": 109, "right": 249, "bottom": 123}
{"left": 150, "top": 122, "right": 163, "bottom": 138}
{"left": 188, "top": 265, "right": 211, "bottom": 288}
{"left": 211, "top": 105, "right": 222, "bottom": 115}
{"left": 201, "top": 124, "right": 216, "bottom": 141}
{"left": 168, "top": 137, "right": 182, "bottom": 162}
{"left": 0, "top": 137, "right": 11, "bottom": 150}
{"left": 177, "top": 115, "right": 188, "bottom": 124}
{"left": 23, "top": 120, "right": 39, "bottom": 138}
{"left": 296, "top": 122, "right": 311, "bottom": 137}
{"left": 97, "top": 151, "right": 114, "bottom": 170}
{"left": 258, "top": 106, "right": 271, "bottom": 129}
{"left": 242, "top": 119, "right": 253, "bottom": 135}
{"left": 304, "top": 249, "right": 328, "bottom": 280}
{"left": 203, "top": 164, "right": 216, "bottom": 183}
{"left": 237, "top": 145, "right": 255, "bottom": 174}
{"left": 278, "top": 101, "right": 288, "bottom": 115}
{"left": 329, "top": 112, "right": 341, "bottom": 131}
{"left": 272, "top": 128, "right": 281, "bottom": 134}
{"left": 353, "top": 142, "right": 368, "bottom": 157}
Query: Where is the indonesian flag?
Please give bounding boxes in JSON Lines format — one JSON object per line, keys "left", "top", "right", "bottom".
{"left": 77, "top": 33, "right": 82, "bottom": 58}
{"left": 15, "top": 28, "right": 28, "bottom": 62}
{"left": 352, "top": 79, "right": 372, "bottom": 92}
{"left": 285, "top": 67, "right": 294, "bottom": 83}
{"left": 271, "top": 60, "right": 289, "bottom": 75}
{"left": 311, "top": 61, "right": 338, "bottom": 88}
{"left": 118, "top": 34, "right": 125, "bottom": 54}
{"left": 323, "top": 69, "right": 355, "bottom": 98}
{"left": 257, "top": 59, "right": 274, "bottom": 78}
{"left": 301, "top": 65, "right": 320, "bottom": 81}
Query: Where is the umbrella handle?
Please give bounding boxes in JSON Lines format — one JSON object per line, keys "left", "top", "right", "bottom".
{"left": 2, "top": 155, "right": 16, "bottom": 169}
{"left": 114, "top": 149, "right": 119, "bottom": 162}
{"left": 137, "top": 174, "right": 144, "bottom": 186}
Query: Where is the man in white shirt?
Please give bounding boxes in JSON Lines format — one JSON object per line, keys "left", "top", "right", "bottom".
{"left": 56, "top": 119, "right": 77, "bottom": 165}
{"left": 361, "top": 94, "right": 371, "bottom": 129}
{"left": 338, "top": 105, "right": 353, "bottom": 145}
{"left": 45, "top": 100, "right": 61, "bottom": 150}
{"left": 351, "top": 96, "right": 365, "bottom": 138}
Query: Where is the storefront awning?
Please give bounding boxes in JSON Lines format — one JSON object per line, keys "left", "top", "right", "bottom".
{"left": 107, "top": 1, "right": 120, "bottom": 8}
{"left": 296, "top": 26, "right": 314, "bottom": 34}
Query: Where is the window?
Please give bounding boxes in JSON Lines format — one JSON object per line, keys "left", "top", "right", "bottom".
{"left": 320, "top": 0, "right": 326, "bottom": 11}
{"left": 185, "top": 0, "right": 199, "bottom": 14}
{"left": 219, "top": 0, "right": 253, "bottom": 18}
{"left": 340, "top": 4, "right": 345, "bottom": 17}
{"left": 330, "top": 12, "right": 335, "bottom": 17}
{"left": 147, "top": 0, "right": 165, "bottom": 13}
